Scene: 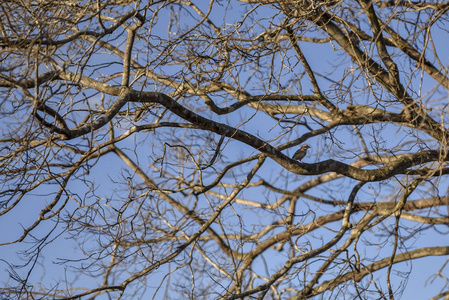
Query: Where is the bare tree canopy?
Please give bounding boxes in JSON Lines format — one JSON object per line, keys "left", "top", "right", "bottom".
{"left": 1, "top": 0, "right": 449, "bottom": 299}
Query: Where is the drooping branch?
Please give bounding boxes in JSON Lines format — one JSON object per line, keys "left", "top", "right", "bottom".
{"left": 308, "top": 246, "right": 449, "bottom": 297}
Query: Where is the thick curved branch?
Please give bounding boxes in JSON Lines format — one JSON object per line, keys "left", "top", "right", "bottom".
{"left": 129, "top": 90, "right": 448, "bottom": 181}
